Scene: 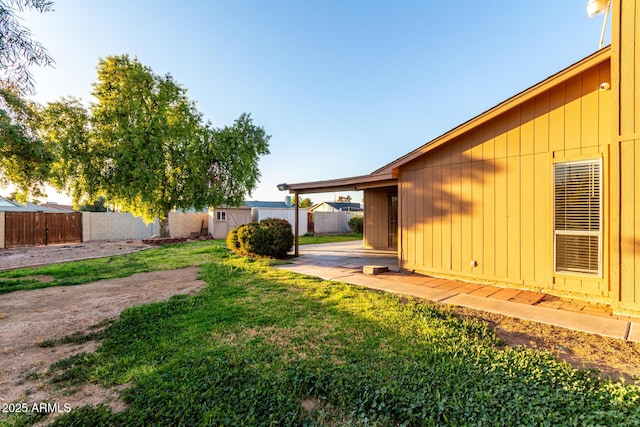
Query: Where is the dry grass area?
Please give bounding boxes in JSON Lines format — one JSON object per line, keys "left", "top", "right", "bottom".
{"left": 0, "top": 268, "right": 206, "bottom": 411}
{"left": 0, "top": 241, "right": 150, "bottom": 271}
{"left": 451, "top": 305, "right": 640, "bottom": 385}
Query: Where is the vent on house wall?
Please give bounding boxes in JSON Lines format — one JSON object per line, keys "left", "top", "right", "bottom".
{"left": 553, "top": 159, "right": 601, "bottom": 275}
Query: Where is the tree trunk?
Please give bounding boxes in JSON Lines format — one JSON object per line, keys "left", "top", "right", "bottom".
{"left": 159, "top": 217, "right": 170, "bottom": 238}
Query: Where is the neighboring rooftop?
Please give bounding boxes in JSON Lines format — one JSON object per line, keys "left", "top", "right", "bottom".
{"left": 243, "top": 201, "right": 293, "bottom": 209}
{"left": 0, "top": 198, "right": 78, "bottom": 213}
{"left": 25, "top": 202, "right": 76, "bottom": 213}
{"left": 311, "top": 202, "right": 364, "bottom": 212}
{"left": 0, "top": 198, "right": 37, "bottom": 212}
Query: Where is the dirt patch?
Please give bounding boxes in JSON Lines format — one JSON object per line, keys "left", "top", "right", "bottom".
{"left": 1, "top": 253, "right": 639, "bottom": 424}
{"left": 0, "top": 267, "right": 206, "bottom": 418}
{"left": 0, "top": 241, "right": 151, "bottom": 271}
{"left": 451, "top": 305, "right": 640, "bottom": 384}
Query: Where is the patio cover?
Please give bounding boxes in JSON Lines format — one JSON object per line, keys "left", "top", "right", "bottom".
{"left": 280, "top": 173, "right": 397, "bottom": 256}
{"left": 283, "top": 172, "right": 397, "bottom": 194}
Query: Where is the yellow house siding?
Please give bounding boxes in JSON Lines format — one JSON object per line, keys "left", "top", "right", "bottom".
{"left": 417, "top": 168, "right": 427, "bottom": 266}
{"left": 494, "top": 156, "right": 508, "bottom": 278}
{"left": 432, "top": 166, "right": 443, "bottom": 269}
{"left": 520, "top": 153, "right": 535, "bottom": 283}
{"left": 483, "top": 159, "right": 495, "bottom": 277}
{"left": 401, "top": 178, "right": 412, "bottom": 265}
{"left": 450, "top": 162, "right": 463, "bottom": 272}
{"left": 534, "top": 152, "right": 552, "bottom": 287}
{"left": 616, "top": 138, "right": 640, "bottom": 308}
{"left": 400, "top": 62, "right": 611, "bottom": 299}
{"left": 460, "top": 159, "right": 473, "bottom": 275}
{"left": 611, "top": 0, "right": 640, "bottom": 313}
{"left": 617, "top": 0, "right": 638, "bottom": 136}
{"left": 618, "top": 142, "right": 639, "bottom": 309}
{"left": 506, "top": 154, "right": 521, "bottom": 281}
{"left": 471, "top": 159, "right": 484, "bottom": 274}
{"left": 408, "top": 172, "right": 418, "bottom": 265}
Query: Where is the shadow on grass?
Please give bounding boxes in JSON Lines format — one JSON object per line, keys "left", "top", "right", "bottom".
{"left": 30, "top": 256, "right": 640, "bottom": 426}
{"left": 0, "top": 241, "right": 227, "bottom": 295}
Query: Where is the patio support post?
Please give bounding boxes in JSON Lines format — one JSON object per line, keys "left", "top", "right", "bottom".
{"left": 294, "top": 192, "right": 299, "bottom": 256}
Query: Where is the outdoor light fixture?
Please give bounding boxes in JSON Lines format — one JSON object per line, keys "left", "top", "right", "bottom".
{"left": 586, "top": 0, "right": 608, "bottom": 17}
{"left": 586, "top": 0, "right": 611, "bottom": 49}
{"left": 277, "top": 183, "right": 289, "bottom": 191}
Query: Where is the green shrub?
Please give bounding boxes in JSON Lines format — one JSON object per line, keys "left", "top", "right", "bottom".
{"left": 348, "top": 215, "right": 363, "bottom": 233}
{"left": 259, "top": 218, "right": 294, "bottom": 259}
{"left": 227, "top": 218, "right": 293, "bottom": 259}
{"left": 226, "top": 227, "right": 240, "bottom": 252}
{"left": 237, "top": 222, "right": 265, "bottom": 256}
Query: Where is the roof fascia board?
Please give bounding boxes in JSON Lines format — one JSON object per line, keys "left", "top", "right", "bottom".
{"left": 286, "top": 173, "right": 397, "bottom": 194}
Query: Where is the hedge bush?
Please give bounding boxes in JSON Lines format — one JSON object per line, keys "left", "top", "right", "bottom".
{"left": 227, "top": 218, "right": 293, "bottom": 259}
{"left": 237, "top": 222, "right": 265, "bottom": 256}
{"left": 225, "top": 227, "right": 240, "bottom": 252}
{"left": 348, "top": 215, "right": 364, "bottom": 233}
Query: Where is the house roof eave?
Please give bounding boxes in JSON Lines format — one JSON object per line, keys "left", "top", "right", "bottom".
{"left": 285, "top": 173, "right": 397, "bottom": 195}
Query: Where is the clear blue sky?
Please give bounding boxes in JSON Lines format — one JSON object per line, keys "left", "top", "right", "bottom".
{"left": 21, "top": 0, "right": 610, "bottom": 205}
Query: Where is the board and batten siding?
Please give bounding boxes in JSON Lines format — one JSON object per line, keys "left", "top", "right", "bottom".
{"left": 611, "top": 0, "right": 640, "bottom": 313}
{"left": 399, "top": 60, "right": 612, "bottom": 299}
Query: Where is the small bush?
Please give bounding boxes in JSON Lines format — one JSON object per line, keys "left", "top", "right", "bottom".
{"left": 227, "top": 218, "right": 293, "bottom": 259}
{"left": 348, "top": 215, "right": 363, "bottom": 233}
{"left": 237, "top": 222, "right": 265, "bottom": 255}
{"left": 260, "top": 218, "right": 294, "bottom": 259}
{"left": 226, "top": 227, "right": 240, "bottom": 252}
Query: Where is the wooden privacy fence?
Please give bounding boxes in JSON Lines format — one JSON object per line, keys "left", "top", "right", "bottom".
{"left": 4, "top": 212, "right": 82, "bottom": 248}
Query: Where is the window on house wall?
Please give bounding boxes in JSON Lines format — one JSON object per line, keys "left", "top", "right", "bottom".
{"left": 553, "top": 159, "right": 601, "bottom": 276}
{"left": 216, "top": 211, "right": 226, "bottom": 221}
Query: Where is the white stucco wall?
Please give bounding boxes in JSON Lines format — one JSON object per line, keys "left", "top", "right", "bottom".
{"left": 251, "top": 208, "right": 308, "bottom": 236}
{"left": 167, "top": 212, "right": 209, "bottom": 238}
{"left": 81, "top": 212, "right": 210, "bottom": 241}
{"left": 82, "top": 212, "right": 158, "bottom": 241}
{"left": 312, "top": 211, "right": 363, "bottom": 234}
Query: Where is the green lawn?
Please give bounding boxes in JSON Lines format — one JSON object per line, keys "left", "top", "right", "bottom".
{"left": 0, "top": 240, "right": 227, "bottom": 295}
{"left": 3, "top": 241, "right": 639, "bottom": 426}
{"left": 297, "top": 232, "right": 362, "bottom": 245}
{"left": 0, "top": 234, "right": 361, "bottom": 295}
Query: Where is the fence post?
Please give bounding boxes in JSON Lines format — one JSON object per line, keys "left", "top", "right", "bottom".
{"left": 0, "top": 212, "right": 4, "bottom": 249}
{"left": 294, "top": 192, "right": 299, "bottom": 256}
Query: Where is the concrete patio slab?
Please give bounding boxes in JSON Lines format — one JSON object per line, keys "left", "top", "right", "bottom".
{"left": 628, "top": 322, "right": 640, "bottom": 343}
{"left": 329, "top": 273, "right": 461, "bottom": 303}
{"left": 440, "top": 294, "right": 630, "bottom": 340}
{"left": 277, "top": 241, "right": 640, "bottom": 341}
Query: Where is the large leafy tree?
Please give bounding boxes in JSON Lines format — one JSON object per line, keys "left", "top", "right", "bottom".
{"left": 298, "top": 197, "right": 313, "bottom": 208}
{"left": 40, "top": 55, "right": 270, "bottom": 237}
{"left": 0, "top": 0, "right": 55, "bottom": 201}
{"left": 0, "top": 88, "right": 52, "bottom": 201}
{"left": 38, "top": 96, "right": 91, "bottom": 202}
{"left": 0, "top": 0, "right": 54, "bottom": 94}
